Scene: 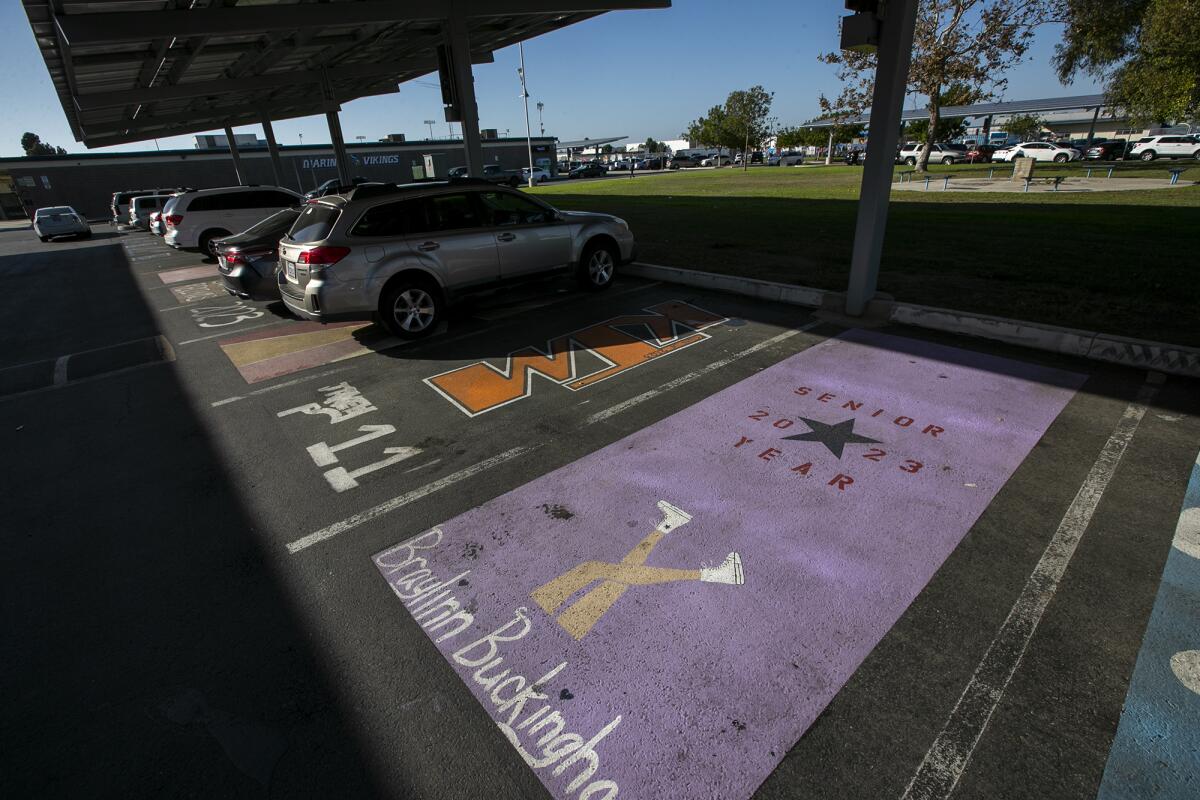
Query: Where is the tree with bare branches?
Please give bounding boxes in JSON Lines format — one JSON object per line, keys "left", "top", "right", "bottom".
{"left": 821, "top": 1, "right": 1047, "bottom": 171}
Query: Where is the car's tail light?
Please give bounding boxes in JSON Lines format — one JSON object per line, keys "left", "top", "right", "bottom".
{"left": 165, "top": 214, "right": 183, "bottom": 227}
{"left": 225, "top": 247, "right": 275, "bottom": 266}
{"left": 298, "top": 246, "right": 350, "bottom": 266}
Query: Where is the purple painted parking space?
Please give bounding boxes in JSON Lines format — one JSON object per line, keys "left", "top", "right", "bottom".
{"left": 372, "top": 329, "right": 1085, "bottom": 800}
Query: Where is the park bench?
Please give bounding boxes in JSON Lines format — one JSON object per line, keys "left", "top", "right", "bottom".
{"left": 1168, "top": 168, "right": 1187, "bottom": 185}
{"left": 1022, "top": 175, "right": 1065, "bottom": 192}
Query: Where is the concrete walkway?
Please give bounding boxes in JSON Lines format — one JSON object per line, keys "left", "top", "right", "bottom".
{"left": 892, "top": 176, "right": 1193, "bottom": 193}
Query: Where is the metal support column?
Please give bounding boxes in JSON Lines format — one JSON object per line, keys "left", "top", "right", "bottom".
{"left": 981, "top": 114, "right": 993, "bottom": 144}
{"left": 844, "top": 0, "right": 920, "bottom": 317}
{"left": 316, "top": 68, "right": 352, "bottom": 186}
{"left": 1085, "top": 106, "right": 1101, "bottom": 147}
{"left": 325, "top": 107, "right": 352, "bottom": 185}
{"left": 446, "top": 11, "right": 484, "bottom": 176}
{"left": 260, "top": 114, "right": 284, "bottom": 187}
{"left": 224, "top": 125, "right": 245, "bottom": 185}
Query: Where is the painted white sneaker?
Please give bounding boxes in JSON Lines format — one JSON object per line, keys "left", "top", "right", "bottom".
{"left": 700, "top": 552, "right": 744, "bottom": 585}
{"left": 655, "top": 500, "right": 693, "bottom": 533}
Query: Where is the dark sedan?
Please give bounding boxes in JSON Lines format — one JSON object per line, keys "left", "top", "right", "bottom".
{"left": 215, "top": 208, "right": 301, "bottom": 301}
{"left": 965, "top": 144, "right": 997, "bottom": 163}
{"left": 569, "top": 162, "right": 608, "bottom": 179}
{"left": 1083, "top": 140, "right": 1132, "bottom": 161}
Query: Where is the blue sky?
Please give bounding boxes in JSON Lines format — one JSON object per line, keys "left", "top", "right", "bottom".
{"left": 1, "top": 1, "right": 1100, "bottom": 157}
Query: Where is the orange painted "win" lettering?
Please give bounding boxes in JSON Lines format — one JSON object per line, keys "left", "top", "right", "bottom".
{"left": 424, "top": 301, "right": 726, "bottom": 416}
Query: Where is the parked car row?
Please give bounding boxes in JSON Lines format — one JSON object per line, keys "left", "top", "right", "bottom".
{"left": 123, "top": 178, "right": 638, "bottom": 341}
{"left": 890, "top": 135, "right": 1199, "bottom": 165}
{"left": 111, "top": 188, "right": 187, "bottom": 226}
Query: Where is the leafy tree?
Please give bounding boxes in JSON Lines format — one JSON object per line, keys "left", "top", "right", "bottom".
{"left": 685, "top": 86, "right": 774, "bottom": 168}
{"left": 601, "top": 144, "right": 614, "bottom": 154}
{"left": 777, "top": 125, "right": 858, "bottom": 153}
{"left": 1056, "top": 0, "right": 1200, "bottom": 126}
{"left": 905, "top": 116, "right": 967, "bottom": 142}
{"left": 726, "top": 86, "right": 774, "bottom": 170}
{"left": 643, "top": 137, "right": 671, "bottom": 154}
{"left": 684, "top": 105, "right": 731, "bottom": 156}
{"left": 1002, "top": 113, "right": 1044, "bottom": 142}
{"left": 20, "top": 132, "right": 67, "bottom": 156}
{"left": 821, "top": 1, "right": 1047, "bottom": 171}
{"left": 903, "top": 84, "right": 975, "bottom": 142}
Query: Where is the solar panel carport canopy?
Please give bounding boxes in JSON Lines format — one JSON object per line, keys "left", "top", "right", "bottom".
{"left": 23, "top": 0, "right": 669, "bottom": 149}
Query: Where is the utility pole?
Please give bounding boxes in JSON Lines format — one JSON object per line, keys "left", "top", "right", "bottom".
{"left": 518, "top": 41, "right": 535, "bottom": 188}
{"left": 424, "top": 119, "right": 436, "bottom": 139}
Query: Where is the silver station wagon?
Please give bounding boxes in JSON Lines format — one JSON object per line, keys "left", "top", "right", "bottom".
{"left": 277, "top": 180, "right": 637, "bottom": 338}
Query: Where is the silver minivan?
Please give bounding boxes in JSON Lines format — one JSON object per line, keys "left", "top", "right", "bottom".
{"left": 129, "top": 195, "right": 172, "bottom": 230}
{"left": 277, "top": 180, "right": 637, "bottom": 338}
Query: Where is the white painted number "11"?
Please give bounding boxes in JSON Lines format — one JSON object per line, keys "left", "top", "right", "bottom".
{"left": 306, "top": 424, "right": 422, "bottom": 492}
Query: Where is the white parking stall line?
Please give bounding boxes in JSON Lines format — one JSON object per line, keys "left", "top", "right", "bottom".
{"left": 53, "top": 355, "right": 70, "bottom": 386}
{"left": 286, "top": 444, "right": 542, "bottom": 554}
{"left": 209, "top": 366, "right": 360, "bottom": 407}
{"left": 900, "top": 373, "right": 1163, "bottom": 800}
{"left": 585, "top": 321, "right": 821, "bottom": 425}
{"left": 175, "top": 320, "right": 287, "bottom": 346}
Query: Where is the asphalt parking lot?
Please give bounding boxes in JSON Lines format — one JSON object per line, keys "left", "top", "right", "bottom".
{"left": 2, "top": 222, "right": 1198, "bottom": 799}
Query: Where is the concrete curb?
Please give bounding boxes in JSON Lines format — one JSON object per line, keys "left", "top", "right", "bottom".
{"left": 626, "top": 261, "right": 1200, "bottom": 379}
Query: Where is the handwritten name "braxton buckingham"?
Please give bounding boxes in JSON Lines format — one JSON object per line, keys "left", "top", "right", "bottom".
{"left": 375, "top": 532, "right": 622, "bottom": 799}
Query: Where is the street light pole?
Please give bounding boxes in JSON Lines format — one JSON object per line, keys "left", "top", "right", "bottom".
{"left": 537, "top": 101, "right": 545, "bottom": 136}
{"left": 518, "top": 42, "right": 535, "bottom": 189}
{"left": 424, "top": 119, "right": 436, "bottom": 139}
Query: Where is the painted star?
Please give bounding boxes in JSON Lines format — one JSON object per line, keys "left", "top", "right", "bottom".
{"left": 782, "top": 417, "right": 881, "bottom": 458}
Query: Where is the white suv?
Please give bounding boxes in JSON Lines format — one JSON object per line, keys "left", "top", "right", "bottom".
{"left": 1128, "top": 135, "right": 1200, "bottom": 161}
{"left": 163, "top": 185, "right": 302, "bottom": 253}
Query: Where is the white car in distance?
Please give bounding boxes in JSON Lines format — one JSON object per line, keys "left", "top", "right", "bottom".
{"left": 521, "top": 167, "right": 551, "bottom": 184}
{"left": 993, "top": 142, "right": 1081, "bottom": 163}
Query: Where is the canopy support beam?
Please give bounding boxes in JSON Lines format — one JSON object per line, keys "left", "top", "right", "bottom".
{"left": 260, "top": 114, "right": 284, "bottom": 187}
{"left": 844, "top": 0, "right": 919, "bottom": 317}
{"left": 224, "top": 125, "right": 246, "bottom": 185}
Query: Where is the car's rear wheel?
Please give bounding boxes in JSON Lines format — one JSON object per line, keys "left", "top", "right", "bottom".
{"left": 1193, "top": 149, "right": 1200, "bottom": 161}
{"left": 1141, "top": 150, "right": 1156, "bottom": 161}
{"left": 381, "top": 277, "right": 442, "bottom": 339}
{"left": 905, "top": 157, "right": 916, "bottom": 166}
{"left": 941, "top": 157, "right": 954, "bottom": 165}
{"left": 1054, "top": 153, "right": 1069, "bottom": 163}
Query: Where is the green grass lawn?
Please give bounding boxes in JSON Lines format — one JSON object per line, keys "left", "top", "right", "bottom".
{"left": 531, "top": 165, "right": 1200, "bottom": 347}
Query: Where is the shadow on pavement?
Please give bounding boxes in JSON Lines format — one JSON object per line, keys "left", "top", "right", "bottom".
{"left": 0, "top": 241, "right": 383, "bottom": 797}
